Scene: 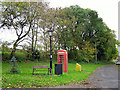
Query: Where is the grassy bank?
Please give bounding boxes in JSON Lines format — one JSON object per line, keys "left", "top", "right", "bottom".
{"left": 2, "top": 61, "right": 111, "bottom": 88}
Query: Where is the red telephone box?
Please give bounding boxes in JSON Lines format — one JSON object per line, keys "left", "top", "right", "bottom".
{"left": 57, "top": 50, "right": 68, "bottom": 73}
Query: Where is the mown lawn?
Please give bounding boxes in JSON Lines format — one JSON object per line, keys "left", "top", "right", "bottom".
{"left": 1, "top": 61, "right": 111, "bottom": 88}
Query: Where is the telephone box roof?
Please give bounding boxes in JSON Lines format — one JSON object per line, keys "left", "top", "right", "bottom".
{"left": 58, "top": 50, "right": 67, "bottom": 52}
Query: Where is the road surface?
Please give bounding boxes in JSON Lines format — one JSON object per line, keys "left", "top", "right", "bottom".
{"left": 51, "top": 65, "right": 119, "bottom": 88}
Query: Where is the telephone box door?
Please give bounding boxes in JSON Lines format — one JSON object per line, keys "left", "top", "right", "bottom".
{"left": 57, "top": 50, "right": 68, "bottom": 72}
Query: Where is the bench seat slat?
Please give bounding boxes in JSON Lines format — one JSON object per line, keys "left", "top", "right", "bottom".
{"left": 33, "top": 65, "right": 49, "bottom": 69}
{"left": 34, "top": 70, "right": 49, "bottom": 71}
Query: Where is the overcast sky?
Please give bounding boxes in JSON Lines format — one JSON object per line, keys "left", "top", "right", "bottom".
{"left": 0, "top": 0, "right": 119, "bottom": 42}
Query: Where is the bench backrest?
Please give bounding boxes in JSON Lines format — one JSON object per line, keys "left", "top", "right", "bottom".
{"left": 33, "top": 65, "right": 49, "bottom": 69}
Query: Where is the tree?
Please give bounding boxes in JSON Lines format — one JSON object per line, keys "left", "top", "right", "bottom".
{"left": 37, "top": 7, "right": 61, "bottom": 58}
{"left": 55, "top": 6, "right": 96, "bottom": 62}
{"left": 97, "top": 27, "right": 118, "bottom": 61}
{"left": 0, "top": 2, "right": 48, "bottom": 58}
{"left": 56, "top": 5, "right": 117, "bottom": 62}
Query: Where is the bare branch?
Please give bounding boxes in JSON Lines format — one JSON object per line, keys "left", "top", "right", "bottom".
{"left": 18, "top": 19, "right": 28, "bottom": 37}
{"left": 19, "top": 21, "right": 32, "bottom": 40}
{"left": 16, "top": 38, "right": 29, "bottom": 45}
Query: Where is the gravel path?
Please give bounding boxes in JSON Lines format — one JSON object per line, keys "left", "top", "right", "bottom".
{"left": 50, "top": 65, "right": 119, "bottom": 88}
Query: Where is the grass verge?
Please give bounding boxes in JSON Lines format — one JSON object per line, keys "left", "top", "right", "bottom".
{"left": 2, "top": 61, "right": 112, "bottom": 88}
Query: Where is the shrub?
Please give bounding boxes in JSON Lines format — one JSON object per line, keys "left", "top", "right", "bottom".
{"left": 2, "top": 52, "right": 27, "bottom": 62}
{"left": 2, "top": 52, "right": 11, "bottom": 60}
{"left": 9, "top": 56, "right": 21, "bottom": 74}
{"left": 15, "top": 52, "right": 27, "bottom": 62}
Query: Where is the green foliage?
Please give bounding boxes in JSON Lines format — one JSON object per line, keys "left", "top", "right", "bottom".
{"left": 2, "top": 52, "right": 11, "bottom": 60}
{"left": 116, "top": 40, "right": 120, "bottom": 46}
{"left": 2, "top": 51, "right": 48, "bottom": 62}
{"left": 15, "top": 52, "right": 27, "bottom": 62}
{"left": 81, "top": 41, "right": 95, "bottom": 62}
{"left": 0, "top": 41, "right": 12, "bottom": 55}
{"left": 2, "top": 51, "right": 27, "bottom": 62}
{"left": 56, "top": 5, "right": 117, "bottom": 62}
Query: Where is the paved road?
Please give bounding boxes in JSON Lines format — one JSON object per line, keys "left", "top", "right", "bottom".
{"left": 88, "top": 65, "right": 119, "bottom": 88}
{"left": 51, "top": 65, "right": 119, "bottom": 88}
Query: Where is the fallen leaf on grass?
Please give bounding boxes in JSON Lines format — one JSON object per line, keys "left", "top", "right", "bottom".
{"left": 4, "top": 80, "right": 6, "bottom": 82}
{"left": 81, "top": 70, "right": 90, "bottom": 74}
{"left": 32, "top": 84, "right": 42, "bottom": 87}
{"left": 82, "top": 81, "right": 90, "bottom": 85}
{"left": 21, "top": 83, "right": 25, "bottom": 85}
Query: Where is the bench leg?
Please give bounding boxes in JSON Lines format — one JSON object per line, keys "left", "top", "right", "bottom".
{"left": 48, "top": 68, "right": 49, "bottom": 75}
{"left": 48, "top": 68, "right": 52, "bottom": 75}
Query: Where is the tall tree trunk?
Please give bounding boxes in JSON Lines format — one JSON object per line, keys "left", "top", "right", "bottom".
{"left": 10, "top": 23, "right": 32, "bottom": 58}
{"left": 34, "top": 29, "right": 37, "bottom": 50}
{"left": 31, "top": 28, "right": 34, "bottom": 58}
{"left": 34, "top": 19, "right": 38, "bottom": 50}
{"left": 10, "top": 40, "right": 18, "bottom": 58}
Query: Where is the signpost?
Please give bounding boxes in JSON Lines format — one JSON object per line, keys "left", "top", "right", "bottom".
{"left": 48, "top": 29, "right": 53, "bottom": 74}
